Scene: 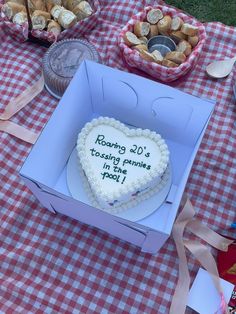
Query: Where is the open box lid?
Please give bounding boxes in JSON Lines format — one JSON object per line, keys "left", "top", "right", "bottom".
{"left": 85, "top": 60, "right": 215, "bottom": 147}
{"left": 20, "top": 61, "right": 215, "bottom": 237}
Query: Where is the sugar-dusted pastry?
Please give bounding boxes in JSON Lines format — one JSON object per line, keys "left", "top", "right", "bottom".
{"left": 72, "top": 1, "right": 93, "bottom": 21}
{"left": 46, "top": 0, "right": 62, "bottom": 13}
{"left": 31, "top": 10, "right": 51, "bottom": 30}
{"left": 77, "top": 117, "right": 170, "bottom": 210}
{"left": 47, "top": 19, "right": 61, "bottom": 36}
{"left": 50, "top": 4, "right": 64, "bottom": 21}
{"left": 58, "top": 8, "right": 76, "bottom": 28}
{"left": 12, "top": 10, "right": 27, "bottom": 25}
{"left": 1, "top": 2, "right": 26, "bottom": 20}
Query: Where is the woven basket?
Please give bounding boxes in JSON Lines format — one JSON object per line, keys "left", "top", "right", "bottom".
{"left": 118, "top": 5, "right": 206, "bottom": 82}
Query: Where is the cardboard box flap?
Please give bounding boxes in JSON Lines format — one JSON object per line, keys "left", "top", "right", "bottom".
{"left": 85, "top": 60, "right": 215, "bottom": 147}
{"left": 20, "top": 62, "right": 92, "bottom": 186}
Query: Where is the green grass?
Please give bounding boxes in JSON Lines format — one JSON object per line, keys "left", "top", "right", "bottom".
{"left": 165, "top": 0, "right": 236, "bottom": 26}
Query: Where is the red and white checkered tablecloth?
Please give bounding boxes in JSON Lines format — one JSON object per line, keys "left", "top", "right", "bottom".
{"left": 1, "top": 0, "right": 236, "bottom": 313}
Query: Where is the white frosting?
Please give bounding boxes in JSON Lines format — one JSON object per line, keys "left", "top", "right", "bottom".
{"left": 77, "top": 117, "right": 169, "bottom": 211}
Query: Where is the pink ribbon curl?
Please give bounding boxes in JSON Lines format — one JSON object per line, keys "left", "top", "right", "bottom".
{"left": 0, "top": 75, "right": 44, "bottom": 144}
{"left": 170, "top": 196, "right": 234, "bottom": 314}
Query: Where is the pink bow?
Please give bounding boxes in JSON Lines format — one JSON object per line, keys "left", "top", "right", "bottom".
{"left": 170, "top": 196, "right": 234, "bottom": 314}
{"left": 0, "top": 75, "right": 44, "bottom": 144}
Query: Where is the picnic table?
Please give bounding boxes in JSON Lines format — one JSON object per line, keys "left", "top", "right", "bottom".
{"left": 1, "top": 0, "right": 236, "bottom": 313}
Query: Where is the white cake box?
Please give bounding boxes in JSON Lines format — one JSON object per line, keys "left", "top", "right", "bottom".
{"left": 19, "top": 61, "right": 215, "bottom": 254}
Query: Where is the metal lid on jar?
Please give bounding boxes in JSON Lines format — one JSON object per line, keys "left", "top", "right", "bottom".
{"left": 42, "top": 38, "right": 100, "bottom": 99}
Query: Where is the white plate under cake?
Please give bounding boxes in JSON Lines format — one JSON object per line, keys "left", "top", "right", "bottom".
{"left": 76, "top": 116, "right": 170, "bottom": 213}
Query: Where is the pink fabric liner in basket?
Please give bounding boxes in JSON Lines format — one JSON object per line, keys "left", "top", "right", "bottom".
{"left": 0, "top": 0, "right": 101, "bottom": 44}
{"left": 118, "top": 5, "right": 207, "bottom": 82}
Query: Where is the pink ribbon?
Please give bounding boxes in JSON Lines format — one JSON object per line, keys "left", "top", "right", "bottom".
{"left": 170, "top": 197, "right": 233, "bottom": 314}
{"left": 0, "top": 75, "right": 44, "bottom": 144}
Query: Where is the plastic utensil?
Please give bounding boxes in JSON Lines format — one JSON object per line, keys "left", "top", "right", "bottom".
{"left": 206, "top": 56, "right": 236, "bottom": 78}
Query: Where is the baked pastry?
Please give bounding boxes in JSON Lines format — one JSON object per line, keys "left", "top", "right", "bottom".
{"left": 188, "top": 35, "right": 199, "bottom": 47}
{"left": 5, "top": 0, "right": 25, "bottom": 5}
{"left": 165, "top": 51, "right": 186, "bottom": 64}
{"left": 162, "top": 59, "right": 178, "bottom": 68}
{"left": 58, "top": 8, "right": 77, "bottom": 28}
{"left": 157, "top": 15, "right": 172, "bottom": 35}
{"left": 170, "top": 30, "right": 187, "bottom": 43}
{"left": 134, "top": 21, "right": 150, "bottom": 37}
{"left": 170, "top": 16, "right": 183, "bottom": 31}
{"left": 50, "top": 5, "right": 64, "bottom": 21}
{"left": 151, "top": 50, "right": 164, "bottom": 64}
{"left": 139, "top": 36, "right": 148, "bottom": 44}
{"left": 176, "top": 40, "right": 192, "bottom": 56}
{"left": 139, "top": 49, "right": 156, "bottom": 62}
{"left": 146, "top": 8, "right": 163, "bottom": 24}
{"left": 76, "top": 117, "right": 170, "bottom": 211}
{"left": 46, "top": 0, "right": 62, "bottom": 13}
{"left": 31, "top": 10, "right": 51, "bottom": 30}
{"left": 123, "top": 31, "right": 142, "bottom": 46}
{"left": 72, "top": 1, "right": 93, "bottom": 21}
{"left": 181, "top": 23, "right": 199, "bottom": 36}
{"left": 12, "top": 10, "right": 27, "bottom": 25}
{"left": 1, "top": 0, "right": 94, "bottom": 32}
{"left": 1, "top": 2, "right": 26, "bottom": 20}
{"left": 47, "top": 19, "right": 61, "bottom": 36}
{"left": 133, "top": 44, "right": 148, "bottom": 52}
{"left": 148, "top": 24, "right": 159, "bottom": 38}
{"left": 66, "top": 0, "right": 83, "bottom": 11}
{"left": 28, "top": 0, "right": 46, "bottom": 12}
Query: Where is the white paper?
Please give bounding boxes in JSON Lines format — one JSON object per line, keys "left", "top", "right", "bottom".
{"left": 187, "top": 268, "right": 234, "bottom": 314}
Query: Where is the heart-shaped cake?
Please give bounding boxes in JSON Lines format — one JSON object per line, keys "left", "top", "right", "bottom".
{"left": 77, "top": 117, "right": 169, "bottom": 211}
